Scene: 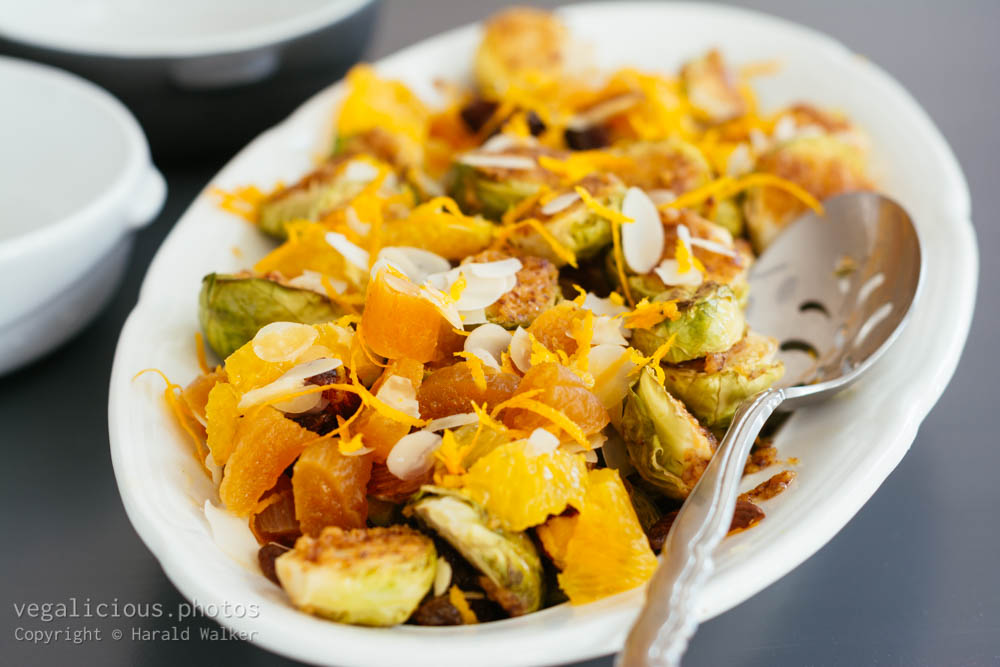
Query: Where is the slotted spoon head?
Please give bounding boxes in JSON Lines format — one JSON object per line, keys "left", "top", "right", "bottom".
{"left": 746, "top": 192, "right": 922, "bottom": 404}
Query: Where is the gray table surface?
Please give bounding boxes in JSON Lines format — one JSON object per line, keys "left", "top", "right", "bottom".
{"left": 2, "top": 1, "right": 998, "bottom": 665}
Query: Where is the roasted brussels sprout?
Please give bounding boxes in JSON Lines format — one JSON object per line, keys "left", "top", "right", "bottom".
{"left": 198, "top": 273, "right": 342, "bottom": 359}
{"left": 744, "top": 135, "right": 869, "bottom": 251}
{"left": 275, "top": 525, "right": 436, "bottom": 626}
{"left": 621, "top": 367, "right": 716, "bottom": 499}
{"left": 506, "top": 173, "right": 624, "bottom": 265}
{"left": 466, "top": 250, "right": 560, "bottom": 328}
{"left": 680, "top": 49, "right": 746, "bottom": 124}
{"left": 449, "top": 144, "right": 564, "bottom": 220}
{"left": 662, "top": 331, "right": 785, "bottom": 429}
{"left": 617, "top": 211, "right": 753, "bottom": 305}
{"left": 407, "top": 487, "right": 544, "bottom": 616}
{"left": 630, "top": 283, "right": 745, "bottom": 364}
{"left": 607, "top": 139, "right": 712, "bottom": 196}
{"left": 474, "top": 7, "right": 570, "bottom": 97}
{"left": 258, "top": 156, "right": 393, "bottom": 239}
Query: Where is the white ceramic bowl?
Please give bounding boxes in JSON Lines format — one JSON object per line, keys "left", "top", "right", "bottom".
{"left": 0, "top": 0, "right": 378, "bottom": 160}
{"left": 108, "top": 4, "right": 977, "bottom": 666}
{"left": 0, "top": 56, "right": 164, "bottom": 376}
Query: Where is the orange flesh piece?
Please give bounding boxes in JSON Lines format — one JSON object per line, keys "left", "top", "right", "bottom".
{"left": 354, "top": 358, "right": 425, "bottom": 462}
{"left": 219, "top": 406, "right": 316, "bottom": 516}
{"left": 417, "top": 361, "right": 520, "bottom": 420}
{"left": 292, "top": 439, "right": 372, "bottom": 536}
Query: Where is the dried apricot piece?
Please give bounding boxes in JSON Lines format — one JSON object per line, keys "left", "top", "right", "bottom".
{"left": 558, "top": 468, "right": 658, "bottom": 604}
{"left": 354, "top": 358, "right": 425, "bottom": 462}
{"left": 361, "top": 269, "right": 456, "bottom": 362}
{"left": 527, "top": 303, "right": 584, "bottom": 357}
{"left": 219, "top": 406, "right": 315, "bottom": 516}
{"left": 417, "top": 361, "right": 520, "bottom": 419}
{"left": 368, "top": 462, "right": 428, "bottom": 503}
{"left": 503, "top": 362, "right": 609, "bottom": 437}
{"left": 293, "top": 439, "right": 372, "bottom": 536}
{"left": 461, "top": 439, "right": 588, "bottom": 532}
{"left": 205, "top": 382, "right": 241, "bottom": 465}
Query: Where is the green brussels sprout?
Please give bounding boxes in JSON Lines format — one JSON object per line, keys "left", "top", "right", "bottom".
{"left": 631, "top": 283, "right": 746, "bottom": 364}
{"left": 744, "top": 134, "right": 869, "bottom": 251}
{"left": 506, "top": 174, "right": 624, "bottom": 265}
{"left": 448, "top": 145, "right": 565, "bottom": 220}
{"left": 623, "top": 478, "right": 663, "bottom": 533}
{"left": 680, "top": 49, "right": 746, "bottom": 124}
{"left": 474, "top": 7, "right": 570, "bottom": 98}
{"left": 258, "top": 156, "right": 387, "bottom": 239}
{"left": 621, "top": 367, "right": 716, "bottom": 499}
{"left": 606, "top": 139, "right": 712, "bottom": 195}
{"left": 710, "top": 198, "right": 745, "bottom": 237}
{"left": 198, "top": 273, "right": 342, "bottom": 359}
{"left": 406, "top": 487, "right": 544, "bottom": 616}
{"left": 275, "top": 525, "right": 436, "bottom": 626}
{"left": 662, "top": 332, "right": 785, "bottom": 430}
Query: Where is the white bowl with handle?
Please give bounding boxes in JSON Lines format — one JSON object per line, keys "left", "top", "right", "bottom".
{"left": 108, "top": 3, "right": 976, "bottom": 666}
{"left": 0, "top": 56, "right": 165, "bottom": 375}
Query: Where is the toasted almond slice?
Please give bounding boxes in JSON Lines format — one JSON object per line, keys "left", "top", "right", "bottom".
{"left": 252, "top": 322, "right": 319, "bottom": 363}
{"left": 621, "top": 187, "right": 664, "bottom": 274}
{"left": 387, "top": 430, "right": 443, "bottom": 480}
{"left": 325, "top": 231, "right": 370, "bottom": 270}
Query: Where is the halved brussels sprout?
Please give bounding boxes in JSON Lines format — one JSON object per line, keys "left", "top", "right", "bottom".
{"left": 662, "top": 331, "right": 785, "bottom": 430}
{"left": 258, "top": 156, "right": 392, "bottom": 239}
{"left": 466, "top": 250, "right": 560, "bottom": 328}
{"left": 680, "top": 49, "right": 746, "bottom": 124}
{"left": 745, "top": 134, "right": 869, "bottom": 251}
{"left": 473, "top": 7, "right": 570, "bottom": 97}
{"left": 621, "top": 367, "right": 716, "bottom": 499}
{"left": 198, "top": 273, "right": 342, "bottom": 359}
{"left": 607, "top": 139, "right": 712, "bottom": 195}
{"left": 406, "top": 487, "right": 543, "bottom": 616}
{"left": 449, "top": 145, "right": 564, "bottom": 220}
{"left": 506, "top": 173, "right": 624, "bottom": 265}
{"left": 275, "top": 525, "right": 436, "bottom": 626}
{"left": 630, "top": 283, "right": 745, "bottom": 364}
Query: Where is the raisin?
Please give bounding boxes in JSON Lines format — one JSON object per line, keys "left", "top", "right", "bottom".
{"left": 460, "top": 98, "right": 499, "bottom": 133}
{"left": 258, "top": 543, "right": 290, "bottom": 586}
{"left": 565, "top": 125, "right": 610, "bottom": 150}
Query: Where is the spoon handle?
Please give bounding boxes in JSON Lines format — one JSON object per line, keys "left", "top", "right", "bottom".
{"left": 618, "top": 387, "right": 786, "bottom": 667}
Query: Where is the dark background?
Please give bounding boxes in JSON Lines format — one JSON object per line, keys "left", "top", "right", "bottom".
{"left": 2, "top": 1, "right": 997, "bottom": 666}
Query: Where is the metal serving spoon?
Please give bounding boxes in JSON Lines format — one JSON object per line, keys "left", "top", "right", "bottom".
{"left": 619, "top": 192, "right": 923, "bottom": 667}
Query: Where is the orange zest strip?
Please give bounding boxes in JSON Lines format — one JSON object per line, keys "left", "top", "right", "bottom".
{"left": 194, "top": 332, "right": 210, "bottom": 375}
{"left": 490, "top": 391, "right": 589, "bottom": 449}
{"left": 501, "top": 188, "right": 547, "bottom": 224}
{"left": 622, "top": 298, "right": 680, "bottom": 329}
{"left": 454, "top": 351, "right": 488, "bottom": 391}
{"left": 133, "top": 368, "right": 209, "bottom": 471}
{"left": 448, "top": 586, "right": 479, "bottom": 624}
{"left": 660, "top": 173, "right": 824, "bottom": 216}
{"left": 523, "top": 219, "right": 578, "bottom": 267}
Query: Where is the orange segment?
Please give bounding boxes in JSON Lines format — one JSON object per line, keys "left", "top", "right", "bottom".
{"left": 361, "top": 269, "right": 457, "bottom": 362}
{"left": 205, "top": 382, "right": 241, "bottom": 465}
{"left": 417, "top": 362, "right": 520, "bottom": 419}
{"left": 292, "top": 439, "right": 373, "bottom": 536}
{"left": 503, "top": 363, "right": 609, "bottom": 437}
{"left": 558, "top": 468, "right": 658, "bottom": 604}
{"left": 219, "top": 407, "right": 315, "bottom": 516}
{"left": 354, "top": 358, "right": 425, "bottom": 462}
{"left": 182, "top": 368, "right": 226, "bottom": 423}
{"left": 461, "top": 439, "right": 588, "bottom": 532}
{"left": 535, "top": 514, "right": 579, "bottom": 570}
